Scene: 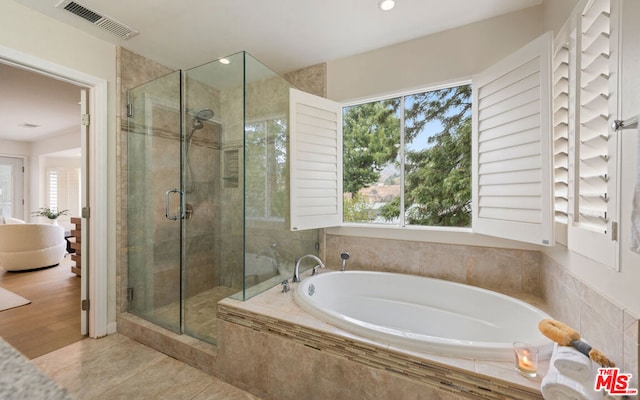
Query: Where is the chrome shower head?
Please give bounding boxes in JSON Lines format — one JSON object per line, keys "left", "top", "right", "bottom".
{"left": 192, "top": 108, "right": 214, "bottom": 130}
{"left": 195, "top": 108, "right": 214, "bottom": 121}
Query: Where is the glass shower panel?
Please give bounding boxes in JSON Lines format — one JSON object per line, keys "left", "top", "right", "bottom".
{"left": 127, "top": 71, "right": 182, "bottom": 334}
{"left": 182, "top": 52, "right": 245, "bottom": 343}
{"left": 243, "top": 53, "right": 319, "bottom": 300}
{"left": 126, "top": 51, "right": 321, "bottom": 345}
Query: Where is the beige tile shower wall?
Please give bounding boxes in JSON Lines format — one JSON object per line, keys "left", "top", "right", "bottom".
{"left": 184, "top": 76, "right": 223, "bottom": 295}
{"left": 323, "top": 234, "right": 542, "bottom": 296}
{"left": 540, "top": 255, "right": 639, "bottom": 389}
{"left": 116, "top": 47, "right": 174, "bottom": 314}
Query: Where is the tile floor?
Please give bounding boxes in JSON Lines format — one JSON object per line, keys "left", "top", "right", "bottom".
{"left": 33, "top": 333, "right": 260, "bottom": 400}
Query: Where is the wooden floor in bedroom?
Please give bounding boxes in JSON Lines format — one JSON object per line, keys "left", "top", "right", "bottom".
{"left": 0, "top": 258, "right": 84, "bottom": 359}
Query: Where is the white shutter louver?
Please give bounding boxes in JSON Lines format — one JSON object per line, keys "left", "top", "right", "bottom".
{"left": 553, "top": 39, "right": 570, "bottom": 224}
{"left": 472, "top": 32, "right": 554, "bottom": 246}
{"left": 576, "top": 0, "right": 611, "bottom": 233}
{"left": 47, "top": 167, "right": 82, "bottom": 222}
{"left": 48, "top": 169, "right": 59, "bottom": 211}
{"left": 289, "top": 88, "right": 342, "bottom": 231}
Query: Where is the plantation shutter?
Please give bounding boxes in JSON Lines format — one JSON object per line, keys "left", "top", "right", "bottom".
{"left": 568, "top": 0, "right": 619, "bottom": 269}
{"left": 472, "top": 32, "right": 554, "bottom": 246}
{"left": 289, "top": 88, "right": 343, "bottom": 231}
{"left": 575, "top": 0, "right": 612, "bottom": 233}
{"left": 553, "top": 36, "right": 570, "bottom": 225}
{"left": 46, "top": 167, "right": 81, "bottom": 223}
{"left": 47, "top": 169, "right": 59, "bottom": 211}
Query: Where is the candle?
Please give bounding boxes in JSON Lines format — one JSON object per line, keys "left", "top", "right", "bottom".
{"left": 513, "top": 342, "right": 538, "bottom": 378}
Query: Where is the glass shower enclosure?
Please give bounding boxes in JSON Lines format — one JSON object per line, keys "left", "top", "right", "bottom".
{"left": 126, "top": 52, "right": 318, "bottom": 344}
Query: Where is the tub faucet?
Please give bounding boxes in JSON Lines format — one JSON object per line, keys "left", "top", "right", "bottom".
{"left": 293, "top": 254, "right": 325, "bottom": 283}
{"left": 340, "top": 251, "right": 350, "bottom": 271}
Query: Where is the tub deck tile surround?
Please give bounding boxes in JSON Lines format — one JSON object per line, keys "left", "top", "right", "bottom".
{"left": 217, "top": 271, "right": 547, "bottom": 400}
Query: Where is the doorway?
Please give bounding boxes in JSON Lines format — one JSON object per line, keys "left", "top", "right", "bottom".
{"left": 0, "top": 47, "right": 109, "bottom": 345}
{"left": 0, "top": 62, "right": 87, "bottom": 357}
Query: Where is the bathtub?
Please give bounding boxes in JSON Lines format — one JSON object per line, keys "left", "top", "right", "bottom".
{"left": 294, "top": 271, "right": 553, "bottom": 361}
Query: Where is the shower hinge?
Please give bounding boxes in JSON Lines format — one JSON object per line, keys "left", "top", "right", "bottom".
{"left": 81, "top": 299, "right": 90, "bottom": 311}
{"left": 127, "top": 103, "right": 134, "bottom": 118}
{"left": 127, "top": 288, "right": 134, "bottom": 302}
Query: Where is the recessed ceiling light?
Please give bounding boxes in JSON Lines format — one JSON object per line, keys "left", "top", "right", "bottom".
{"left": 378, "top": 0, "right": 395, "bottom": 11}
{"left": 219, "top": 58, "right": 231, "bottom": 65}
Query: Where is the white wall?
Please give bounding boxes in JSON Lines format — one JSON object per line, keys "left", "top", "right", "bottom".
{"left": 0, "top": 138, "right": 30, "bottom": 157}
{"left": 0, "top": 1, "right": 117, "bottom": 327}
{"left": 326, "top": 0, "right": 640, "bottom": 316}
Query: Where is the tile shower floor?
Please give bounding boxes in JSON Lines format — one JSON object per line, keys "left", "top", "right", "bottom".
{"left": 33, "top": 333, "right": 260, "bottom": 400}
{"left": 148, "top": 286, "right": 239, "bottom": 343}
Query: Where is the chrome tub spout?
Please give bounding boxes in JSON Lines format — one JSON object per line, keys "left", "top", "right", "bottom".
{"left": 293, "top": 254, "right": 325, "bottom": 283}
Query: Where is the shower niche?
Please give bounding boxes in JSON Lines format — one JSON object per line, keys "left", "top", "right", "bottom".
{"left": 125, "top": 51, "right": 318, "bottom": 345}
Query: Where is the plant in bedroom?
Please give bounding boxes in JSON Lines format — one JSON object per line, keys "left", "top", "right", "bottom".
{"left": 32, "top": 207, "right": 69, "bottom": 225}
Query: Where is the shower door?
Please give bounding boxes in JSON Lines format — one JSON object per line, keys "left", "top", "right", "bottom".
{"left": 126, "top": 71, "right": 183, "bottom": 333}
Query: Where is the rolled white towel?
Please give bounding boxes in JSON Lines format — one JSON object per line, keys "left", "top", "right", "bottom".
{"left": 552, "top": 344, "right": 596, "bottom": 383}
{"left": 541, "top": 365, "right": 600, "bottom": 400}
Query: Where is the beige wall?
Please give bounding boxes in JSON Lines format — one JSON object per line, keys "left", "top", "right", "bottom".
{"left": 540, "top": 0, "right": 580, "bottom": 34}
{"left": 0, "top": 1, "right": 117, "bottom": 325}
{"left": 327, "top": 7, "right": 541, "bottom": 102}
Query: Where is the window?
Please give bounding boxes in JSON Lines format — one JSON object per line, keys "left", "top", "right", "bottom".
{"left": 342, "top": 84, "right": 472, "bottom": 228}
{"left": 289, "top": 33, "right": 554, "bottom": 247}
{"left": 0, "top": 157, "right": 24, "bottom": 218}
{"left": 245, "top": 118, "right": 288, "bottom": 219}
{"left": 46, "top": 167, "right": 81, "bottom": 224}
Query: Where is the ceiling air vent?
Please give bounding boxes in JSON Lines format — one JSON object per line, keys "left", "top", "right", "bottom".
{"left": 56, "top": 0, "right": 139, "bottom": 40}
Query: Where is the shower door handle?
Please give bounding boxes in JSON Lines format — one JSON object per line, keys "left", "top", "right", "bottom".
{"left": 165, "top": 188, "right": 185, "bottom": 220}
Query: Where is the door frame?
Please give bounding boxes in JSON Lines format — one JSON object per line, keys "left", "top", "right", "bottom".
{"left": 0, "top": 45, "right": 109, "bottom": 338}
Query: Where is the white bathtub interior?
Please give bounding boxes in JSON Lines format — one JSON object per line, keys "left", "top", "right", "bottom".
{"left": 294, "top": 270, "right": 553, "bottom": 361}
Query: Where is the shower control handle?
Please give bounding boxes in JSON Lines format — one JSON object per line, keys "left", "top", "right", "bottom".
{"left": 165, "top": 188, "right": 185, "bottom": 220}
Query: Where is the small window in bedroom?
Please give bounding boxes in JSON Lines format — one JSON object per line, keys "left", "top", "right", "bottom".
{"left": 342, "top": 84, "right": 472, "bottom": 227}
